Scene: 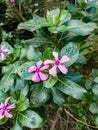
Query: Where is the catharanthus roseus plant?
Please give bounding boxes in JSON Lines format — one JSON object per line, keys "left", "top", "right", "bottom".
{"left": 0, "top": 2, "right": 97, "bottom": 130}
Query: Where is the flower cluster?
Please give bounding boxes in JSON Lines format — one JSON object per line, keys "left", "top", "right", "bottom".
{"left": 28, "top": 52, "right": 69, "bottom": 82}
{"left": 0, "top": 46, "right": 11, "bottom": 61}
{"left": 0, "top": 97, "right": 15, "bottom": 119}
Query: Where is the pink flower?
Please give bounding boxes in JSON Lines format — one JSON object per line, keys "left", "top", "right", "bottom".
{"left": 44, "top": 52, "right": 69, "bottom": 76}
{"left": 0, "top": 97, "right": 15, "bottom": 119}
{"left": 28, "top": 61, "right": 49, "bottom": 82}
{"left": 10, "top": 0, "right": 15, "bottom": 2}
{"left": 0, "top": 46, "right": 11, "bottom": 61}
{"left": 34, "top": 3, "right": 39, "bottom": 7}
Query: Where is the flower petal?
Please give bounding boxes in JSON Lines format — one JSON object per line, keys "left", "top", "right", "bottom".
{"left": 1, "top": 53, "right": 6, "bottom": 61}
{"left": 28, "top": 66, "right": 36, "bottom": 73}
{"left": 0, "top": 103, "right": 4, "bottom": 109}
{"left": 36, "top": 61, "right": 43, "bottom": 68}
{"left": 5, "top": 111, "right": 12, "bottom": 118}
{"left": 3, "top": 48, "right": 11, "bottom": 54}
{"left": 58, "top": 65, "right": 68, "bottom": 74}
{"left": 7, "top": 104, "right": 15, "bottom": 110}
{"left": 39, "top": 72, "right": 48, "bottom": 80}
{"left": 44, "top": 60, "right": 54, "bottom": 65}
{"left": 32, "top": 72, "right": 40, "bottom": 82}
{"left": 53, "top": 52, "right": 59, "bottom": 60}
{"left": 60, "top": 55, "right": 69, "bottom": 63}
{"left": 49, "top": 65, "right": 57, "bottom": 76}
{"left": 40, "top": 65, "right": 49, "bottom": 71}
{"left": 0, "top": 110, "right": 4, "bottom": 119}
{"left": 4, "top": 97, "right": 10, "bottom": 106}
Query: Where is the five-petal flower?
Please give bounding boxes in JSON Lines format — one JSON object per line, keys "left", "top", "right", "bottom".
{"left": 0, "top": 97, "right": 15, "bottom": 119}
{"left": 44, "top": 52, "right": 69, "bottom": 76}
{"left": 28, "top": 61, "right": 49, "bottom": 82}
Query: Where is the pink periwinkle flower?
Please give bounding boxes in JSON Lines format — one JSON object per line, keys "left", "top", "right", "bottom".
{"left": 0, "top": 46, "right": 11, "bottom": 61}
{"left": 10, "top": 0, "right": 15, "bottom": 3}
{"left": 44, "top": 52, "right": 69, "bottom": 76}
{"left": 28, "top": 61, "right": 49, "bottom": 82}
{"left": 34, "top": 3, "right": 39, "bottom": 7}
{"left": 0, "top": 97, "right": 15, "bottom": 119}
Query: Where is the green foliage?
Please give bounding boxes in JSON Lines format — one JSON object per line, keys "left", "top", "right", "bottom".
{"left": 18, "top": 110, "right": 43, "bottom": 128}
{"left": 0, "top": 1, "right": 98, "bottom": 129}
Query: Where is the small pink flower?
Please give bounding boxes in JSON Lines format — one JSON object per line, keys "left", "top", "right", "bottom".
{"left": 10, "top": 0, "right": 15, "bottom": 3}
{"left": 34, "top": 3, "right": 39, "bottom": 7}
{"left": 0, "top": 97, "right": 15, "bottom": 119}
{"left": 28, "top": 61, "right": 49, "bottom": 82}
{"left": 44, "top": 52, "right": 69, "bottom": 76}
{"left": 0, "top": 46, "right": 11, "bottom": 61}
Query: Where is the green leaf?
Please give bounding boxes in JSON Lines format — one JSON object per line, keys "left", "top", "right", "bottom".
{"left": 96, "top": 116, "right": 98, "bottom": 125}
{"left": 59, "top": 10, "right": 71, "bottom": 25}
{"left": 15, "top": 79, "right": 29, "bottom": 96}
{"left": 11, "top": 119, "right": 22, "bottom": 130}
{"left": 43, "top": 76, "right": 58, "bottom": 88}
{"left": 0, "top": 72, "right": 14, "bottom": 92}
{"left": 30, "top": 84, "right": 49, "bottom": 107}
{"left": 57, "top": 76, "right": 87, "bottom": 100}
{"left": 0, "top": 118, "right": 8, "bottom": 125}
{"left": 89, "top": 102, "right": 98, "bottom": 114}
{"left": 46, "top": 8, "right": 60, "bottom": 26}
{"left": 22, "top": 37, "right": 52, "bottom": 48}
{"left": 20, "top": 47, "right": 28, "bottom": 60}
{"left": 51, "top": 87, "right": 65, "bottom": 105}
{"left": 93, "top": 77, "right": 98, "bottom": 83}
{"left": 66, "top": 20, "right": 97, "bottom": 36}
{"left": 0, "top": 91, "right": 8, "bottom": 102}
{"left": 19, "top": 110, "right": 43, "bottom": 128}
{"left": 43, "top": 48, "right": 54, "bottom": 60}
{"left": 60, "top": 42, "right": 79, "bottom": 67}
{"left": 66, "top": 71, "right": 83, "bottom": 83}
{"left": 18, "top": 15, "right": 48, "bottom": 32}
{"left": 26, "top": 46, "right": 42, "bottom": 61}
{"left": 17, "top": 62, "right": 35, "bottom": 79}
{"left": 17, "top": 97, "right": 29, "bottom": 112}
{"left": 48, "top": 25, "right": 66, "bottom": 33}
{"left": 92, "top": 84, "right": 98, "bottom": 95}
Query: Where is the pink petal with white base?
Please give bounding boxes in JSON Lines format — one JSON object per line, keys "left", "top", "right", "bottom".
{"left": 5, "top": 111, "right": 12, "bottom": 118}
{"left": 4, "top": 97, "right": 10, "bottom": 106}
{"left": 3, "top": 48, "right": 11, "bottom": 54}
{"left": 32, "top": 72, "right": 40, "bottom": 82}
{"left": 60, "top": 55, "right": 69, "bottom": 63}
{"left": 7, "top": 104, "right": 15, "bottom": 110}
{"left": 0, "top": 110, "right": 3, "bottom": 118}
{"left": 39, "top": 72, "right": 48, "bottom": 80}
{"left": 58, "top": 65, "right": 68, "bottom": 74}
{"left": 0, "top": 103, "right": 4, "bottom": 109}
{"left": 28, "top": 66, "right": 36, "bottom": 73}
{"left": 36, "top": 61, "right": 43, "bottom": 68}
{"left": 49, "top": 65, "right": 57, "bottom": 76}
{"left": 53, "top": 52, "right": 59, "bottom": 60}
{"left": 1, "top": 53, "right": 6, "bottom": 61}
{"left": 44, "top": 60, "right": 54, "bottom": 65}
{"left": 40, "top": 65, "right": 49, "bottom": 71}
